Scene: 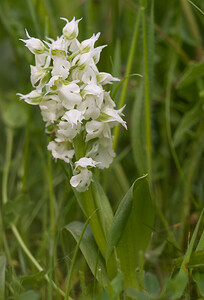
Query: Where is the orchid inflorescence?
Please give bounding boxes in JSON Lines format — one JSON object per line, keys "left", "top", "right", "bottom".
{"left": 18, "top": 17, "right": 126, "bottom": 192}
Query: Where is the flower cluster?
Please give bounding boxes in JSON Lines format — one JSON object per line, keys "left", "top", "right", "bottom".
{"left": 18, "top": 17, "right": 126, "bottom": 192}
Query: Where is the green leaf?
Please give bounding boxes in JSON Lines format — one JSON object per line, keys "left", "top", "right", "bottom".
{"left": 192, "top": 272, "right": 204, "bottom": 297}
{"left": 143, "top": 272, "right": 160, "bottom": 297}
{"left": 0, "top": 254, "right": 6, "bottom": 300}
{"left": 196, "top": 227, "right": 204, "bottom": 251}
{"left": 14, "top": 290, "right": 40, "bottom": 300}
{"left": 176, "top": 60, "right": 204, "bottom": 89}
{"left": 106, "top": 175, "right": 154, "bottom": 288}
{"left": 91, "top": 179, "right": 113, "bottom": 239}
{"left": 64, "top": 221, "right": 109, "bottom": 287}
{"left": 175, "top": 250, "right": 204, "bottom": 268}
{"left": 167, "top": 209, "right": 204, "bottom": 299}
{"left": 173, "top": 103, "right": 202, "bottom": 147}
{"left": 126, "top": 288, "right": 150, "bottom": 300}
{"left": 131, "top": 83, "right": 147, "bottom": 174}
{"left": 20, "top": 271, "right": 47, "bottom": 289}
{"left": 2, "top": 101, "right": 28, "bottom": 129}
{"left": 107, "top": 273, "right": 124, "bottom": 300}
{"left": 4, "top": 194, "right": 32, "bottom": 224}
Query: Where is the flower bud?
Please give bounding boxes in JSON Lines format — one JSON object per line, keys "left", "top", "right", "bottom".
{"left": 61, "top": 17, "right": 81, "bottom": 40}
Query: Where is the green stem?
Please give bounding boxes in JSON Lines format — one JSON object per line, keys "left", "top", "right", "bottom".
{"left": 64, "top": 212, "right": 95, "bottom": 300}
{"left": 73, "top": 134, "right": 107, "bottom": 258}
{"left": 83, "top": 188, "right": 107, "bottom": 257}
{"left": 11, "top": 223, "right": 70, "bottom": 299}
{"left": 165, "top": 50, "right": 185, "bottom": 182}
{"left": 142, "top": 4, "right": 152, "bottom": 182}
{"left": 187, "top": 0, "right": 204, "bottom": 16}
{"left": 113, "top": 8, "right": 141, "bottom": 150}
{"left": 180, "top": 0, "right": 202, "bottom": 60}
{"left": 22, "top": 117, "right": 30, "bottom": 193}
{"left": 47, "top": 149, "right": 55, "bottom": 236}
{"left": 2, "top": 128, "right": 13, "bottom": 205}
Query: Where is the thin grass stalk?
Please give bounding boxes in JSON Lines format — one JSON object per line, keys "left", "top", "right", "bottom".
{"left": 165, "top": 50, "right": 185, "bottom": 183}
{"left": 141, "top": 2, "right": 152, "bottom": 182}
{"left": 2, "top": 128, "right": 13, "bottom": 205}
{"left": 180, "top": 0, "right": 202, "bottom": 60}
{"left": 187, "top": 0, "right": 204, "bottom": 16}
{"left": 47, "top": 150, "right": 55, "bottom": 299}
{"left": 22, "top": 114, "right": 30, "bottom": 193}
{"left": 10, "top": 223, "right": 69, "bottom": 298}
{"left": 64, "top": 212, "right": 96, "bottom": 300}
{"left": 179, "top": 126, "right": 204, "bottom": 246}
{"left": 125, "top": 0, "right": 190, "bottom": 64}
{"left": 113, "top": 8, "right": 141, "bottom": 150}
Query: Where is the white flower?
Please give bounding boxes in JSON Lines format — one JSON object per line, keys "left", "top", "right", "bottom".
{"left": 83, "top": 83, "right": 103, "bottom": 108}
{"left": 30, "top": 65, "right": 49, "bottom": 89}
{"left": 52, "top": 57, "right": 70, "bottom": 79}
{"left": 20, "top": 30, "right": 47, "bottom": 54}
{"left": 72, "top": 52, "right": 93, "bottom": 70}
{"left": 71, "top": 65, "right": 97, "bottom": 84}
{"left": 78, "top": 95, "right": 100, "bottom": 120}
{"left": 102, "top": 92, "right": 116, "bottom": 109}
{"left": 86, "top": 139, "right": 115, "bottom": 169}
{"left": 58, "top": 82, "right": 82, "bottom": 109}
{"left": 70, "top": 157, "right": 98, "bottom": 192}
{"left": 92, "top": 45, "right": 106, "bottom": 64}
{"left": 85, "top": 120, "right": 111, "bottom": 142}
{"left": 75, "top": 157, "right": 99, "bottom": 169}
{"left": 47, "top": 36, "right": 68, "bottom": 56}
{"left": 79, "top": 33, "right": 100, "bottom": 53}
{"left": 97, "top": 72, "right": 120, "bottom": 85}
{"left": 56, "top": 120, "right": 81, "bottom": 142}
{"left": 18, "top": 17, "right": 127, "bottom": 192}
{"left": 35, "top": 54, "right": 50, "bottom": 67}
{"left": 61, "top": 17, "right": 81, "bottom": 40}
{"left": 47, "top": 141, "right": 74, "bottom": 163}
{"left": 62, "top": 109, "right": 84, "bottom": 126}
{"left": 70, "top": 168, "right": 93, "bottom": 192}
{"left": 99, "top": 106, "right": 127, "bottom": 129}
{"left": 40, "top": 98, "right": 64, "bottom": 122}
{"left": 17, "top": 90, "right": 42, "bottom": 105}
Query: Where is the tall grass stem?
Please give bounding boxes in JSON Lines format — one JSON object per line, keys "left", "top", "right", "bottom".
{"left": 113, "top": 9, "right": 141, "bottom": 150}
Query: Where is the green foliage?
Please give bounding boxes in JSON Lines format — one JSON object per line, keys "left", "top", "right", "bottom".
{"left": 64, "top": 222, "right": 109, "bottom": 287}
{"left": 106, "top": 175, "right": 154, "bottom": 288}
{"left": 0, "top": 254, "right": 6, "bottom": 300}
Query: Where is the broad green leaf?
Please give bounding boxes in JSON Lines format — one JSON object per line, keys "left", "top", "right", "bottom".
{"left": 14, "top": 290, "right": 40, "bottom": 300}
{"left": 173, "top": 103, "right": 201, "bottom": 147}
{"left": 106, "top": 175, "right": 154, "bottom": 288}
{"left": 126, "top": 289, "right": 150, "bottom": 300}
{"left": 163, "top": 272, "right": 188, "bottom": 300}
{"left": 192, "top": 272, "right": 204, "bottom": 297}
{"left": 107, "top": 273, "right": 124, "bottom": 300}
{"left": 64, "top": 221, "right": 109, "bottom": 287}
{"left": 143, "top": 272, "right": 160, "bottom": 297}
{"left": 92, "top": 179, "right": 113, "bottom": 239}
{"left": 176, "top": 60, "right": 204, "bottom": 89}
{"left": 0, "top": 254, "right": 6, "bottom": 300}
{"left": 2, "top": 101, "right": 28, "bottom": 129}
